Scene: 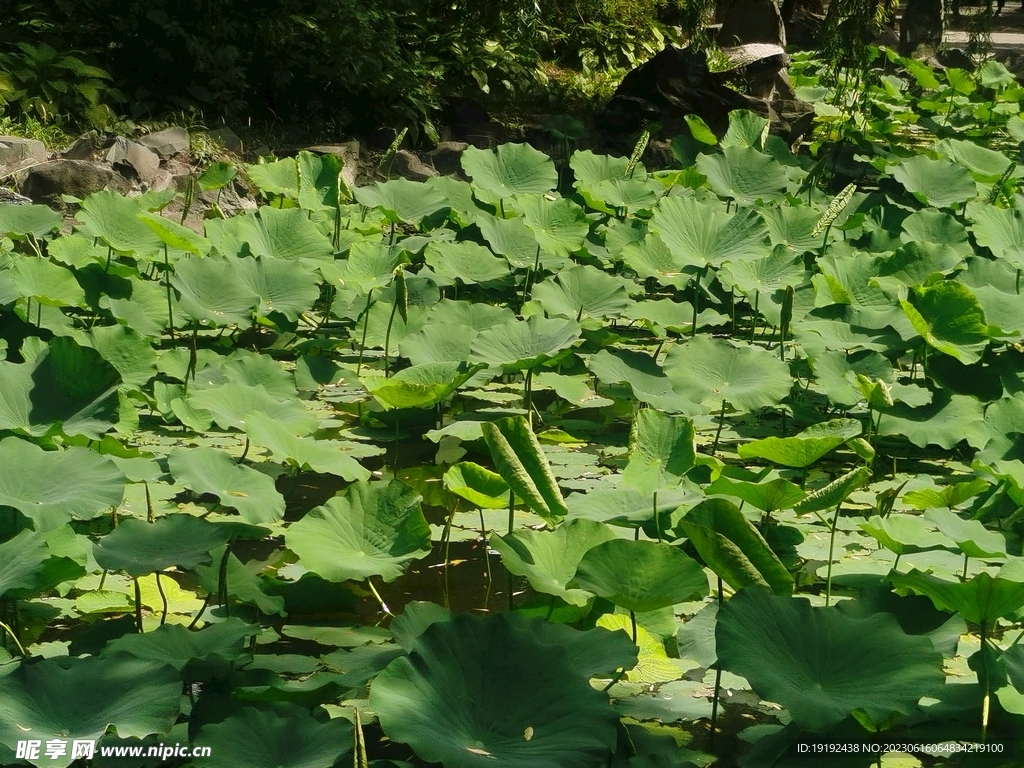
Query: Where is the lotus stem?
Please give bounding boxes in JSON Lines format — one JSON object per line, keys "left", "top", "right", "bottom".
{"left": 710, "top": 575, "right": 724, "bottom": 753}
{"left": 383, "top": 299, "right": 400, "bottom": 376}
{"left": 478, "top": 506, "right": 493, "bottom": 589}
{"left": 134, "top": 578, "right": 144, "bottom": 632}
{"left": 0, "top": 618, "right": 27, "bottom": 657}
{"left": 711, "top": 400, "right": 727, "bottom": 455}
{"left": 962, "top": 553, "right": 970, "bottom": 582}
{"left": 367, "top": 577, "right": 392, "bottom": 617}
{"left": 155, "top": 572, "right": 168, "bottom": 626}
{"left": 354, "top": 707, "right": 369, "bottom": 768}
{"left": 630, "top": 610, "right": 638, "bottom": 644}
{"left": 507, "top": 489, "right": 515, "bottom": 610}
{"left": 825, "top": 502, "right": 842, "bottom": 606}
{"left": 355, "top": 289, "right": 374, "bottom": 377}
{"left": 217, "top": 542, "right": 232, "bottom": 616}
{"left": 187, "top": 593, "right": 212, "bottom": 630}
{"left": 653, "top": 491, "right": 661, "bottom": 542}
{"left": 981, "top": 622, "right": 991, "bottom": 742}
{"left": 749, "top": 291, "right": 759, "bottom": 342}
{"left": 164, "top": 244, "right": 175, "bottom": 343}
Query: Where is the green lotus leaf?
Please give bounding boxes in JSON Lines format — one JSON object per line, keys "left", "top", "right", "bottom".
{"left": 477, "top": 213, "right": 567, "bottom": 270}
{"left": 244, "top": 411, "right": 371, "bottom": 482}
{"left": 903, "top": 478, "right": 991, "bottom": 510}
{"left": 461, "top": 142, "right": 558, "bottom": 199}
{"left": 106, "top": 617, "right": 254, "bottom": 673}
{"left": 424, "top": 240, "right": 511, "bottom": 284}
{"left": 889, "top": 568, "right": 1024, "bottom": 625}
{"left": 620, "top": 233, "right": 692, "bottom": 290}
{"left": 968, "top": 204, "right": 1024, "bottom": 270}
{"left": 171, "top": 255, "right": 258, "bottom": 327}
{"left": 285, "top": 480, "right": 431, "bottom": 583}
{"left": 706, "top": 475, "right": 806, "bottom": 513}
{"left": 534, "top": 371, "right": 613, "bottom": 409}
{"left": 0, "top": 655, "right": 181, "bottom": 767}
{"left": 597, "top": 613, "right": 680, "bottom": 685}
{"left": 354, "top": 177, "right": 448, "bottom": 224}
{"left": 587, "top": 348, "right": 701, "bottom": 414}
{"left": 0, "top": 528, "right": 84, "bottom": 601}
{"left": 46, "top": 233, "right": 109, "bottom": 268}
{"left": 187, "top": 380, "right": 318, "bottom": 435}
{"left": 168, "top": 446, "right": 285, "bottom": 524}
{"left": 572, "top": 539, "right": 709, "bottom": 612}
{"left": 400, "top": 322, "right": 478, "bottom": 366}
{"left": 721, "top": 109, "right": 770, "bottom": 149}
{"left": 565, "top": 486, "right": 695, "bottom": 527}
{"left": 492, "top": 519, "right": 616, "bottom": 606}
{"left": 876, "top": 392, "right": 988, "bottom": 450}
{"left": 900, "top": 209, "right": 971, "bottom": 258}
{"left": 519, "top": 194, "right": 590, "bottom": 257}
{"left": 0, "top": 203, "right": 62, "bottom": 238}
{"left": 470, "top": 315, "right": 581, "bottom": 372}
{"left": 900, "top": 281, "right": 998, "bottom": 365}
{"left": 197, "top": 161, "right": 237, "bottom": 192}
{"left": 650, "top": 195, "right": 770, "bottom": 269}
{"left": 922, "top": 507, "right": 1006, "bottom": 559}
{"left": 370, "top": 612, "right": 620, "bottom": 768}
{"left": 531, "top": 264, "right": 632, "bottom": 321}
{"left": 2, "top": 256, "right": 87, "bottom": 307}
{"left": 196, "top": 547, "right": 285, "bottom": 616}
{"left": 481, "top": 415, "right": 568, "bottom": 525}
{"left": 570, "top": 149, "right": 642, "bottom": 189}
{"left": 138, "top": 210, "right": 210, "bottom": 255}
{"left": 93, "top": 515, "right": 228, "bottom": 576}
{"left": 678, "top": 498, "right": 793, "bottom": 595}
{"left": 193, "top": 702, "right": 351, "bottom": 768}
{"left": 859, "top": 514, "right": 955, "bottom": 556}
{"left": 793, "top": 466, "right": 870, "bottom": 514}
{"left": 362, "top": 361, "right": 483, "bottom": 410}
{"left": 77, "top": 189, "right": 164, "bottom": 256}
{"left": 716, "top": 587, "right": 944, "bottom": 732}
{"left": 760, "top": 205, "right": 823, "bottom": 253}
{"left": 297, "top": 150, "right": 345, "bottom": 210}
{"left": 336, "top": 241, "right": 408, "bottom": 295}
{"left": 443, "top": 462, "right": 510, "bottom": 509}
{"left": 718, "top": 244, "right": 805, "bottom": 298}
{"left": 935, "top": 137, "right": 1013, "bottom": 182}
{"left": 246, "top": 156, "right": 299, "bottom": 198}
{"left": 0, "top": 437, "right": 125, "bottom": 530}
{"left": 696, "top": 145, "right": 788, "bottom": 204}
{"left": 205, "top": 207, "right": 334, "bottom": 262}
{"left": 621, "top": 409, "right": 696, "bottom": 496}
{"left": 237, "top": 256, "right": 320, "bottom": 321}
{"left": 737, "top": 418, "right": 862, "bottom": 467}
{"left": 890, "top": 155, "right": 977, "bottom": 208}
{"left": 663, "top": 336, "right": 792, "bottom": 413}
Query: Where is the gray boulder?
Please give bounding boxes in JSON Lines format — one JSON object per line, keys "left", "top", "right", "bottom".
{"left": 391, "top": 150, "right": 437, "bottom": 181}
{"left": 207, "top": 127, "right": 243, "bottom": 154}
{"left": 428, "top": 142, "right": 469, "bottom": 177}
{"left": 106, "top": 138, "right": 161, "bottom": 184}
{"left": 719, "top": 0, "right": 786, "bottom": 46}
{"left": 138, "top": 126, "right": 190, "bottom": 159}
{"left": 20, "top": 160, "right": 127, "bottom": 202}
{"left": 0, "top": 136, "right": 47, "bottom": 179}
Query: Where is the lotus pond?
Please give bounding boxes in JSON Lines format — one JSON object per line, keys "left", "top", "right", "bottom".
{"left": 1, "top": 48, "right": 1024, "bottom": 768}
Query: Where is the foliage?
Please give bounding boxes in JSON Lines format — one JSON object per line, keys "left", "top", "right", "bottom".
{"left": 1, "top": 53, "right": 1024, "bottom": 765}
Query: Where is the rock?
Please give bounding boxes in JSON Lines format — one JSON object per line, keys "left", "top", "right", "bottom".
{"left": 391, "top": 150, "right": 437, "bottom": 181}
{"left": 428, "top": 141, "right": 469, "bottom": 176}
{"left": 0, "top": 188, "right": 34, "bottom": 206}
{"left": 0, "top": 136, "right": 47, "bottom": 179}
{"left": 782, "top": 5, "right": 824, "bottom": 49}
{"left": 63, "top": 133, "right": 102, "bottom": 161}
{"left": 207, "top": 127, "right": 243, "bottom": 154}
{"left": 137, "top": 126, "right": 190, "bottom": 159}
{"left": 19, "top": 160, "right": 127, "bottom": 202}
{"left": 106, "top": 138, "right": 161, "bottom": 184}
{"left": 900, "top": 0, "right": 943, "bottom": 56}
{"left": 459, "top": 122, "right": 508, "bottom": 149}
{"left": 601, "top": 45, "right": 813, "bottom": 144}
{"left": 718, "top": 0, "right": 786, "bottom": 46}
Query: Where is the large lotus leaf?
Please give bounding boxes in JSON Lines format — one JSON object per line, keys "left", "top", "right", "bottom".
{"left": 620, "top": 233, "right": 692, "bottom": 290}
{"left": 353, "top": 177, "right": 448, "bottom": 224}
{"left": 443, "top": 462, "right": 511, "bottom": 509}
{"left": 195, "top": 547, "right": 285, "bottom": 616}
{"left": 424, "top": 240, "right": 511, "bottom": 284}
{"left": 663, "top": 336, "right": 792, "bottom": 413}
{"left": 597, "top": 613, "right": 681, "bottom": 685}
{"left": 427, "top": 298, "right": 515, "bottom": 330}
{"left": 876, "top": 392, "right": 988, "bottom": 450}
{"left": 470, "top": 315, "right": 581, "bottom": 371}
{"left": 93, "top": 515, "right": 228, "bottom": 576}
{"left": 0, "top": 437, "right": 125, "bottom": 530}
{"left": 531, "top": 264, "right": 632, "bottom": 321}
{"left": 650, "top": 195, "right": 770, "bottom": 269}
{"left": 923, "top": 507, "right": 1006, "bottom": 559}
{"left": 900, "top": 281, "right": 997, "bottom": 365}
{"left": 706, "top": 475, "right": 806, "bottom": 513}
{"left": 0, "top": 655, "right": 181, "bottom": 767}
{"left": 807, "top": 349, "right": 894, "bottom": 409}
{"left": 890, "top": 155, "right": 977, "bottom": 208}
{"left": 935, "top": 137, "right": 1013, "bottom": 181}
{"left": 492, "top": 519, "right": 616, "bottom": 606}
{"left": 400, "top": 322, "right": 478, "bottom": 366}
{"left": 519, "top": 195, "right": 590, "bottom": 257}
{"left": 370, "top": 612, "right": 620, "bottom": 768}
{"left": 572, "top": 539, "right": 709, "bottom": 612}
{"left": 79, "top": 324, "right": 158, "bottom": 390}
{"left": 77, "top": 190, "right": 164, "bottom": 256}
{"left": 476, "top": 213, "right": 566, "bottom": 270}
{"left": 2, "top": 257, "right": 87, "bottom": 308}
{"left": 205, "top": 207, "right": 334, "bottom": 262}
{"left": 566, "top": 486, "right": 695, "bottom": 526}
{"left": 236, "top": 256, "right": 320, "bottom": 321}
{"left": 138, "top": 210, "right": 210, "bottom": 256}
{"left": 106, "top": 617, "right": 253, "bottom": 673}
{"left": 716, "top": 587, "right": 944, "bottom": 732}
{"left": 718, "top": 244, "right": 805, "bottom": 297}
{"left": 968, "top": 204, "right": 1024, "bottom": 270}
{"left": 0, "top": 203, "right": 62, "bottom": 238}
{"left": 859, "top": 514, "right": 955, "bottom": 556}
{"left": 678, "top": 498, "right": 793, "bottom": 595}
{"left": 246, "top": 157, "right": 299, "bottom": 197}
{"left": 285, "top": 480, "right": 431, "bottom": 583}
{"left": 171, "top": 256, "right": 258, "bottom": 327}
{"left": 0, "top": 528, "right": 83, "bottom": 601}
{"left": 903, "top": 478, "right": 990, "bottom": 511}
{"left": 193, "top": 702, "right": 351, "bottom": 768}
{"left": 696, "top": 145, "right": 788, "bottom": 204}
{"left": 362, "top": 361, "right": 483, "bottom": 410}
{"left": 461, "top": 143, "right": 558, "bottom": 199}
{"left": 901, "top": 209, "right": 971, "bottom": 257}
{"left": 889, "top": 570, "right": 1024, "bottom": 625}
{"left": 244, "top": 411, "right": 371, "bottom": 482}
{"left": 46, "top": 234, "right": 108, "bottom": 268}
{"left": 587, "top": 348, "right": 701, "bottom": 415}
{"left": 336, "top": 241, "right": 407, "bottom": 295}
{"left": 622, "top": 409, "right": 696, "bottom": 496}
{"left": 876, "top": 241, "right": 964, "bottom": 288}
{"left": 187, "top": 381, "right": 318, "bottom": 435}
{"left": 570, "top": 149, "right": 641, "bottom": 190}
{"left": 760, "top": 205, "right": 823, "bottom": 253}
{"left": 168, "top": 446, "right": 285, "bottom": 524}
{"left": 721, "top": 109, "right": 771, "bottom": 149}
{"left": 737, "top": 418, "right": 862, "bottom": 467}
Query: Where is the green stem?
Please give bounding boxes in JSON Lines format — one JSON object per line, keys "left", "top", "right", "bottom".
{"left": 962, "top": 553, "right": 970, "bottom": 581}
{"left": 711, "top": 400, "right": 727, "bottom": 455}
{"left": 383, "top": 298, "right": 399, "bottom": 377}
{"left": 367, "top": 577, "right": 393, "bottom": 616}
{"left": 825, "top": 502, "right": 842, "bottom": 606}
{"left": 164, "top": 244, "right": 175, "bottom": 343}
{"left": 709, "top": 575, "right": 725, "bottom": 753}
{"left": 653, "top": 491, "right": 661, "bottom": 542}
{"left": 749, "top": 291, "right": 759, "bottom": 343}
{"left": 355, "top": 289, "right": 374, "bottom": 376}
{"left": 630, "top": 610, "right": 638, "bottom": 644}
{"left": 981, "top": 623, "right": 991, "bottom": 742}
{"left": 0, "top": 618, "right": 26, "bottom": 657}
{"left": 155, "top": 572, "right": 168, "bottom": 626}
{"left": 134, "top": 578, "right": 144, "bottom": 633}
{"left": 507, "top": 489, "right": 515, "bottom": 611}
